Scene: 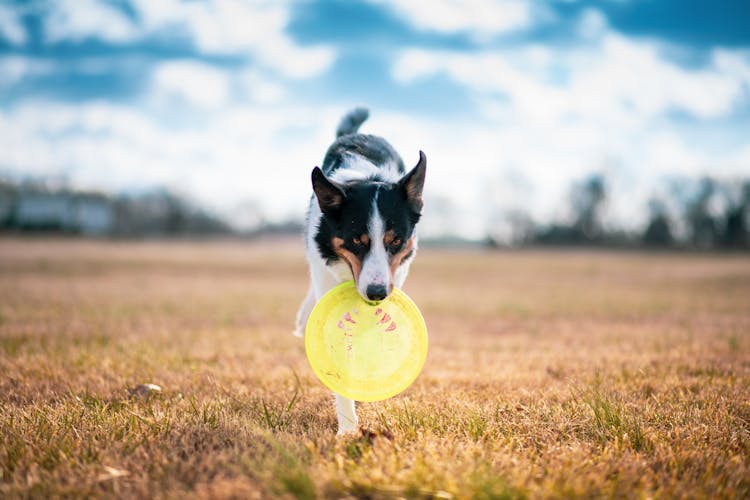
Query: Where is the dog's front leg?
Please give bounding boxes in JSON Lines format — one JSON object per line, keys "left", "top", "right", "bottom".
{"left": 293, "top": 285, "right": 315, "bottom": 338}
{"left": 334, "top": 393, "right": 358, "bottom": 435}
{"left": 309, "top": 260, "right": 360, "bottom": 434}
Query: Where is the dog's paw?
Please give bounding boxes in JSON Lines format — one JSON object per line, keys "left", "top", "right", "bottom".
{"left": 336, "top": 422, "right": 359, "bottom": 437}
{"left": 292, "top": 327, "right": 303, "bottom": 338}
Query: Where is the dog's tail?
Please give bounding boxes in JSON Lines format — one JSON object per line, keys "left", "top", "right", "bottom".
{"left": 336, "top": 107, "right": 369, "bottom": 137}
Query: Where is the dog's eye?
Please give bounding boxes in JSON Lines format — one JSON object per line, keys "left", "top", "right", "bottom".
{"left": 353, "top": 237, "right": 361, "bottom": 245}
{"left": 387, "top": 238, "right": 402, "bottom": 252}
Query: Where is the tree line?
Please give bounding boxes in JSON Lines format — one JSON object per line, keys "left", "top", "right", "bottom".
{"left": 486, "top": 175, "right": 750, "bottom": 250}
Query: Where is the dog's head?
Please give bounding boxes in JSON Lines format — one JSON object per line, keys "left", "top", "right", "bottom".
{"left": 312, "top": 152, "right": 426, "bottom": 302}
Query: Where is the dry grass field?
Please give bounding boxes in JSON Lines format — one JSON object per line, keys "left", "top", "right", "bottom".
{"left": 1, "top": 237, "right": 749, "bottom": 499}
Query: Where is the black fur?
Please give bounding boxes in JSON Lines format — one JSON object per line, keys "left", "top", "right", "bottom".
{"left": 321, "top": 135, "right": 406, "bottom": 178}
{"left": 376, "top": 183, "right": 422, "bottom": 250}
{"left": 311, "top": 167, "right": 345, "bottom": 216}
{"left": 313, "top": 181, "right": 421, "bottom": 264}
{"left": 314, "top": 183, "right": 377, "bottom": 263}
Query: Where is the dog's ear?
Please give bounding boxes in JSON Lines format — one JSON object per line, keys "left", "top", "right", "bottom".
{"left": 398, "top": 150, "right": 426, "bottom": 212}
{"left": 312, "top": 167, "right": 345, "bottom": 216}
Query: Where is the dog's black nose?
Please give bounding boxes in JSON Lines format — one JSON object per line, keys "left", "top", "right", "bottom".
{"left": 366, "top": 284, "right": 388, "bottom": 302}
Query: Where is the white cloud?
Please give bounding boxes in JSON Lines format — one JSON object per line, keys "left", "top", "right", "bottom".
{"left": 713, "top": 48, "right": 750, "bottom": 87}
{"left": 0, "top": 56, "right": 56, "bottom": 87}
{"left": 577, "top": 8, "right": 607, "bottom": 40}
{"left": 575, "top": 35, "right": 744, "bottom": 120}
{"left": 393, "top": 31, "right": 750, "bottom": 123}
{"left": 255, "top": 38, "right": 335, "bottom": 79}
{"left": 43, "top": 0, "right": 336, "bottom": 80}
{"left": 151, "top": 60, "right": 231, "bottom": 110}
{"left": 151, "top": 0, "right": 336, "bottom": 79}
{"left": 146, "top": 59, "right": 292, "bottom": 110}
{"left": 137, "top": 0, "right": 287, "bottom": 54}
{"left": 370, "top": 0, "right": 545, "bottom": 39}
{"left": 239, "top": 70, "right": 286, "bottom": 104}
{"left": 0, "top": 4, "right": 27, "bottom": 45}
{"left": 394, "top": 47, "right": 569, "bottom": 124}
{"left": 45, "top": 0, "right": 138, "bottom": 44}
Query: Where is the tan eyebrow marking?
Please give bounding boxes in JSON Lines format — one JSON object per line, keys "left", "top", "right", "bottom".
{"left": 333, "top": 236, "right": 362, "bottom": 280}
{"left": 388, "top": 236, "right": 415, "bottom": 282}
{"left": 360, "top": 234, "right": 370, "bottom": 245}
{"left": 383, "top": 229, "right": 396, "bottom": 246}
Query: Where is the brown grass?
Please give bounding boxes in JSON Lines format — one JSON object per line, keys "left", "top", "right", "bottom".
{"left": 1, "top": 237, "right": 749, "bottom": 498}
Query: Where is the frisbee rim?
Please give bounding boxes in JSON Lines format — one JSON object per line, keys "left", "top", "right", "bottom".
{"left": 304, "top": 280, "right": 428, "bottom": 402}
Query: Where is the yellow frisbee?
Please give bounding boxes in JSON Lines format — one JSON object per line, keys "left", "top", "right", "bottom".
{"left": 305, "top": 281, "right": 428, "bottom": 402}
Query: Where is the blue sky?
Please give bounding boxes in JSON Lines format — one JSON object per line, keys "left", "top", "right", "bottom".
{"left": 1, "top": 0, "right": 749, "bottom": 239}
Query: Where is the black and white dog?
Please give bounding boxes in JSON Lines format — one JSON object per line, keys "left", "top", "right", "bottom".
{"left": 294, "top": 107, "right": 426, "bottom": 435}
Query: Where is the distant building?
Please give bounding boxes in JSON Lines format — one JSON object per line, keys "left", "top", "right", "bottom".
{"left": 12, "top": 186, "right": 114, "bottom": 235}
{"left": 14, "top": 190, "right": 72, "bottom": 230}
{"left": 72, "top": 193, "right": 114, "bottom": 235}
{"left": 0, "top": 181, "right": 17, "bottom": 227}
{"left": 2, "top": 179, "right": 232, "bottom": 237}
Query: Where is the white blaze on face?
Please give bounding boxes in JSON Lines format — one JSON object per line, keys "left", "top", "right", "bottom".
{"left": 358, "top": 193, "right": 390, "bottom": 299}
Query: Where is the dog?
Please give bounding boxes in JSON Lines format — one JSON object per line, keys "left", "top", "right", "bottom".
{"left": 294, "top": 107, "right": 426, "bottom": 435}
